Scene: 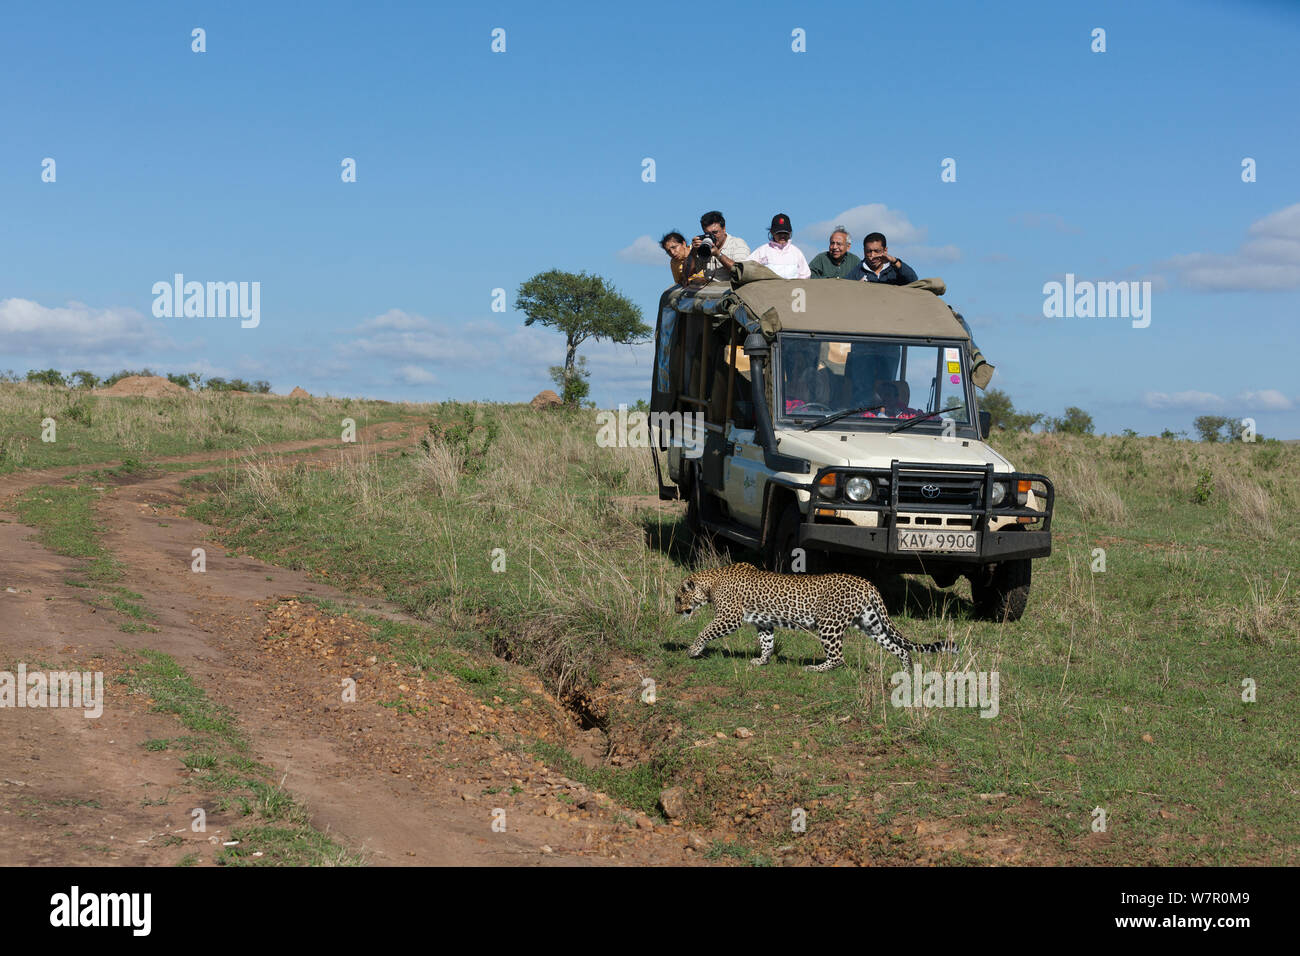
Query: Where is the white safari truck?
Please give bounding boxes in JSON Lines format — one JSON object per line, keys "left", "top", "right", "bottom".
{"left": 648, "top": 264, "right": 1054, "bottom": 621}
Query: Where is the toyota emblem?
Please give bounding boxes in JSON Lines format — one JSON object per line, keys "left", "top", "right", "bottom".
{"left": 921, "top": 484, "right": 941, "bottom": 499}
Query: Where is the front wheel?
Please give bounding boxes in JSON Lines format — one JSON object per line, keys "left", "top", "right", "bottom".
{"left": 969, "top": 559, "right": 1031, "bottom": 622}
{"left": 768, "top": 503, "right": 823, "bottom": 573}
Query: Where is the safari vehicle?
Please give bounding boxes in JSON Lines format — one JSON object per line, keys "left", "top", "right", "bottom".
{"left": 647, "top": 264, "right": 1054, "bottom": 621}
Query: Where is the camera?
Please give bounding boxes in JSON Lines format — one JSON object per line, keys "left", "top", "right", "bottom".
{"left": 695, "top": 234, "right": 715, "bottom": 249}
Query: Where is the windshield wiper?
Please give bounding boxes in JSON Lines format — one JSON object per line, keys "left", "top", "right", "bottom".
{"left": 802, "top": 404, "right": 885, "bottom": 432}
{"left": 890, "top": 404, "right": 966, "bottom": 433}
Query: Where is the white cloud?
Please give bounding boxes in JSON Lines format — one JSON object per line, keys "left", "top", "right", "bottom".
{"left": 800, "top": 204, "right": 927, "bottom": 249}
{"left": 345, "top": 310, "right": 544, "bottom": 368}
{"left": 1236, "top": 389, "right": 1294, "bottom": 411}
{"left": 1162, "top": 202, "right": 1300, "bottom": 291}
{"left": 616, "top": 235, "right": 666, "bottom": 266}
{"left": 397, "top": 365, "right": 437, "bottom": 385}
{"left": 1143, "top": 390, "right": 1226, "bottom": 411}
{"left": 0, "top": 298, "right": 168, "bottom": 355}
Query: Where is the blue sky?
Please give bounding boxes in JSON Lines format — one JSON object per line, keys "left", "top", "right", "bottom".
{"left": 2, "top": 0, "right": 1298, "bottom": 436}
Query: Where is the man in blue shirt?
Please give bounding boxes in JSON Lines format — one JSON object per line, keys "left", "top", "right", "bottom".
{"left": 847, "top": 231, "right": 917, "bottom": 284}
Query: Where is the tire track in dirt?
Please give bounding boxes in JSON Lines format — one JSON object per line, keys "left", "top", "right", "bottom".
{"left": 0, "top": 421, "right": 712, "bottom": 866}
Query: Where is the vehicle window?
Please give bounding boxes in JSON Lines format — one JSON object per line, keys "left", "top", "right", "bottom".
{"left": 779, "top": 335, "right": 969, "bottom": 424}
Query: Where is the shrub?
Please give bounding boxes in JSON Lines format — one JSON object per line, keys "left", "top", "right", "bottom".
{"left": 1192, "top": 468, "right": 1214, "bottom": 505}
{"left": 420, "top": 403, "right": 499, "bottom": 476}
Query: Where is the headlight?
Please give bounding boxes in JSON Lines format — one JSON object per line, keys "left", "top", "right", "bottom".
{"left": 1016, "top": 479, "right": 1032, "bottom": 507}
{"left": 991, "top": 481, "right": 1008, "bottom": 506}
{"left": 817, "top": 472, "right": 838, "bottom": 499}
{"left": 845, "top": 477, "right": 873, "bottom": 502}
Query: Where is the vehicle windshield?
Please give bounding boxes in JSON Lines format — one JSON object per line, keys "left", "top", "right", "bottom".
{"left": 777, "top": 334, "right": 971, "bottom": 427}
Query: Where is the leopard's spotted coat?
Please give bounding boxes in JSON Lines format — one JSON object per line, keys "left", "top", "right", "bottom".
{"left": 675, "top": 562, "right": 956, "bottom": 672}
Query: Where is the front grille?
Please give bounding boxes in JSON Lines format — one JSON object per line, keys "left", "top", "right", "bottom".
{"left": 896, "top": 473, "right": 983, "bottom": 509}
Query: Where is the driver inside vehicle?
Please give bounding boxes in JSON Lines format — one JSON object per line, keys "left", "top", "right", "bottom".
{"left": 875, "top": 380, "right": 921, "bottom": 419}
{"left": 782, "top": 339, "right": 831, "bottom": 413}
{"left": 840, "top": 347, "right": 919, "bottom": 419}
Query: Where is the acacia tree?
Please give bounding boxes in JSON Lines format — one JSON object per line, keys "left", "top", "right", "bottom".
{"left": 979, "top": 388, "right": 1043, "bottom": 432}
{"left": 1194, "top": 415, "right": 1234, "bottom": 442}
{"left": 1045, "top": 406, "right": 1095, "bottom": 435}
{"left": 515, "top": 270, "right": 650, "bottom": 406}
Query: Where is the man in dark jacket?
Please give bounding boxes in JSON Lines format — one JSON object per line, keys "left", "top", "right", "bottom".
{"left": 846, "top": 231, "right": 917, "bottom": 284}
{"left": 808, "top": 226, "right": 862, "bottom": 278}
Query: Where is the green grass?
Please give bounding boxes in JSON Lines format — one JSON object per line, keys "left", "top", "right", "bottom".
{"left": 117, "top": 648, "right": 357, "bottom": 865}
{"left": 528, "top": 741, "right": 675, "bottom": 818}
{"left": 120, "top": 649, "right": 246, "bottom": 748}
{"left": 0, "top": 382, "right": 413, "bottom": 475}
{"left": 11, "top": 485, "right": 124, "bottom": 583}
{"left": 170, "top": 403, "right": 1300, "bottom": 865}
{"left": 10, "top": 485, "right": 163, "bottom": 630}
{"left": 705, "top": 840, "right": 772, "bottom": 867}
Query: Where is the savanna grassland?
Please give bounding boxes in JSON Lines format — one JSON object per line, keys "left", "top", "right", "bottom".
{"left": 178, "top": 398, "right": 1299, "bottom": 865}
{"left": 2, "top": 384, "right": 1295, "bottom": 865}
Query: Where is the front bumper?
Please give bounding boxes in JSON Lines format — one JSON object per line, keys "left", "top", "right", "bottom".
{"left": 793, "top": 460, "right": 1054, "bottom": 567}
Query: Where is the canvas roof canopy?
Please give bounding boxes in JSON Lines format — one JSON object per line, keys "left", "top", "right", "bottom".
{"left": 729, "top": 270, "right": 968, "bottom": 340}
{"left": 663, "top": 265, "right": 967, "bottom": 340}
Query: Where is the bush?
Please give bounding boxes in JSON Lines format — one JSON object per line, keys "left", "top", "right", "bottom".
{"left": 1194, "top": 415, "right": 1233, "bottom": 443}
{"left": 420, "top": 403, "right": 499, "bottom": 477}
{"left": 979, "top": 388, "right": 1042, "bottom": 432}
{"left": 1046, "top": 406, "right": 1095, "bottom": 435}
{"left": 549, "top": 356, "right": 591, "bottom": 407}
{"left": 26, "top": 368, "right": 66, "bottom": 387}
{"left": 1192, "top": 468, "right": 1214, "bottom": 505}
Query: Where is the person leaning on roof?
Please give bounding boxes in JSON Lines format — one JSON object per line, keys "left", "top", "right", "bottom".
{"left": 808, "top": 226, "right": 862, "bottom": 279}
{"left": 694, "top": 211, "right": 750, "bottom": 279}
{"left": 660, "top": 231, "right": 701, "bottom": 285}
{"left": 847, "top": 231, "right": 918, "bottom": 285}
{"left": 748, "top": 213, "right": 811, "bottom": 279}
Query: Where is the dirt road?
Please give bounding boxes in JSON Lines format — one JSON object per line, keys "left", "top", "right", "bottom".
{"left": 0, "top": 424, "right": 712, "bottom": 866}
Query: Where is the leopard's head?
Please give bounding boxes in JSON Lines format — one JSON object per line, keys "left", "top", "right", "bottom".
{"left": 675, "top": 574, "right": 712, "bottom": 619}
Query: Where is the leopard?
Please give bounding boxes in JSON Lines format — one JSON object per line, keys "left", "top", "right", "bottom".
{"left": 675, "top": 562, "right": 957, "bottom": 672}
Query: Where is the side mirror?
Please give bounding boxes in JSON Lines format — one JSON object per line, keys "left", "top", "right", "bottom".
{"left": 978, "top": 410, "right": 992, "bottom": 440}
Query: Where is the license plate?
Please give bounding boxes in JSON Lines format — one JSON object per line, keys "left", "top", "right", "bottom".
{"left": 896, "top": 530, "right": 979, "bottom": 553}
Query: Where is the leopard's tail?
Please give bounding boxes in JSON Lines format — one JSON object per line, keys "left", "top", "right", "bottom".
{"left": 890, "top": 624, "right": 959, "bottom": 657}
{"left": 907, "top": 636, "right": 960, "bottom": 655}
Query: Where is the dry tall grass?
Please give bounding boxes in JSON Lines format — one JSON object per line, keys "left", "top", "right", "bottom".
{"left": 1056, "top": 456, "right": 1128, "bottom": 525}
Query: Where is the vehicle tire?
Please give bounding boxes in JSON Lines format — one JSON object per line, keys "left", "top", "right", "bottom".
{"left": 685, "top": 465, "right": 718, "bottom": 551}
{"left": 970, "top": 559, "right": 1031, "bottom": 622}
{"left": 768, "top": 503, "right": 822, "bottom": 573}
{"left": 684, "top": 467, "right": 702, "bottom": 535}
{"left": 930, "top": 568, "right": 960, "bottom": 590}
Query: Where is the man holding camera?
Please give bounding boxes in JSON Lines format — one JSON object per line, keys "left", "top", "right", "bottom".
{"left": 692, "top": 210, "right": 750, "bottom": 279}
